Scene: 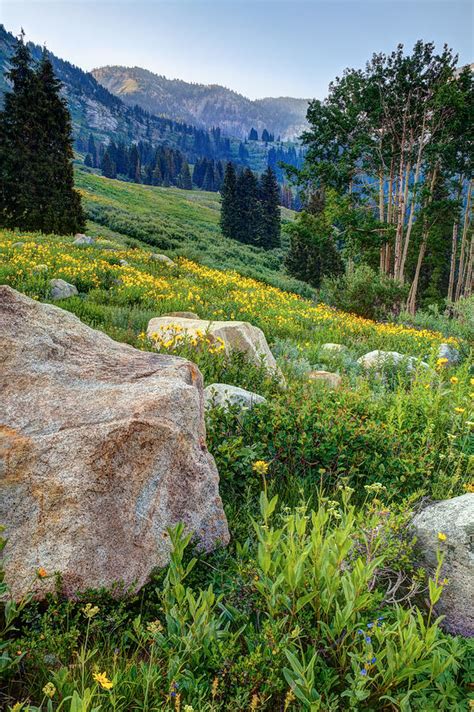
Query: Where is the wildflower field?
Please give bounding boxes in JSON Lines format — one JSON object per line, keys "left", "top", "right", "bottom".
{"left": 1, "top": 229, "right": 473, "bottom": 711}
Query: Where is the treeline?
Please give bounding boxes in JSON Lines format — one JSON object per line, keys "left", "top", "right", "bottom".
{"left": 221, "top": 164, "right": 281, "bottom": 249}
{"left": 0, "top": 34, "right": 84, "bottom": 234}
{"left": 268, "top": 144, "right": 305, "bottom": 182}
{"left": 287, "top": 41, "right": 473, "bottom": 311}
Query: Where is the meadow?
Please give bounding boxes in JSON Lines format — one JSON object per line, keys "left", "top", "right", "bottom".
{"left": 74, "top": 166, "right": 307, "bottom": 296}
{"left": 1, "top": 230, "right": 473, "bottom": 711}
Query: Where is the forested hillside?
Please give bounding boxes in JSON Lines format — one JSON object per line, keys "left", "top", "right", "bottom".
{"left": 92, "top": 65, "right": 309, "bottom": 139}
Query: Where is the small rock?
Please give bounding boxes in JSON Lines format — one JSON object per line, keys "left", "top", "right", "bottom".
{"left": 119, "top": 259, "right": 129, "bottom": 266}
{"left": 438, "top": 343, "right": 460, "bottom": 366}
{"left": 49, "top": 278, "right": 78, "bottom": 300}
{"left": 73, "top": 235, "right": 94, "bottom": 245}
{"left": 204, "top": 383, "right": 267, "bottom": 411}
{"left": 164, "top": 311, "right": 199, "bottom": 319}
{"left": 12, "top": 241, "right": 24, "bottom": 248}
{"left": 32, "top": 264, "right": 49, "bottom": 274}
{"left": 320, "top": 343, "right": 349, "bottom": 356}
{"left": 307, "top": 370, "right": 342, "bottom": 389}
{"left": 412, "top": 494, "right": 474, "bottom": 636}
{"left": 151, "top": 253, "right": 176, "bottom": 267}
{"left": 357, "top": 350, "right": 429, "bottom": 373}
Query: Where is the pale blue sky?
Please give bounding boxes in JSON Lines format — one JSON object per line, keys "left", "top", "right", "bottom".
{"left": 2, "top": 0, "right": 473, "bottom": 99}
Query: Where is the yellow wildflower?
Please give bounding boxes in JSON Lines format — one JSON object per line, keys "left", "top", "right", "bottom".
{"left": 450, "top": 376, "right": 458, "bottom": 384}
{"left": 37, "top": 567, "right": 48, "bottom": 578}
{"left": 93, "top": 671, "right": 113, "bottom": 690}
{"left": 252, "top": 460, "right": 269, "bottom": 476}
{"left": 454, "top": 407, "right": 465, "bottom": 414}
{"left": 42, "top": 682, "right": 56, "bottom": 698}
{"left": 438, "top": 532, "right": 447, "bottom": 542}
{"left": 82, "top": 603, "right": 100, "bottom": 618}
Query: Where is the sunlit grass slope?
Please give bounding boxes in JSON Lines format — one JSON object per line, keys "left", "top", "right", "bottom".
{"left": 74, "top": 166, "right": 306, "bottom": 295}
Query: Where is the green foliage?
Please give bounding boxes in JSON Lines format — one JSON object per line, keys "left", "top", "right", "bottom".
{"left": 285, "top": 210, "right": 343, "bottom": 288}
{"left": 321, "top": 264, "right": 409, "bottom": 320}
{"left": 0, "top": 36, "right": 84, "bottom": 234}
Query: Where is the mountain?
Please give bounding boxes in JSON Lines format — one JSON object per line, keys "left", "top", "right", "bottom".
{"left": 0, "top": 25, "right": 254, "bottom": 166}
{"left": 92, "top": 65, "right": 309, "bottom": 140}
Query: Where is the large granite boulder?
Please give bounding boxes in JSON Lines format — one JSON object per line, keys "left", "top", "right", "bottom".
{"left": 204, "top": 383, "right": 267, "bottom": 411}
{"left": 0, "top": 286, "right": 229, "bottom": 600}
{"left": 412, "top": 494, "right": 474, "bottom": 636}
{"left": 147, "top": 316, "right": 281, "bottom": 378}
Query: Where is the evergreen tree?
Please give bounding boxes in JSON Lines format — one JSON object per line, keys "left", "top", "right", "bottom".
{"left": 220, "top": 162, "right": 237, "bottom": 239}
{"left": 179, "top": 161, "right": 192, "bottom": 190}
{"left": 101, "top": 149, "right": 116, "bottom": 179}
{"left": 259, "top": 167, "right": 281, "bottom": 248}
{"left": 261, "top": 128, "right": 270, "bottom": 143}
{"left": 248, "top": 127, "right": 258, "bottom": 141}
{"left": 285, "top": 212, "right": 343, "bottom": 288}
{"left": 0, "top": 37, "right": 84, "bottom": 234}
{"left": 84, "top": 153, "right": 93, "bottom": 167}
{"left": 235, "top": 168, "right": 262, "bottom": 245}
{"left": 87, "top": 133, "right": 97, "bottom": 167}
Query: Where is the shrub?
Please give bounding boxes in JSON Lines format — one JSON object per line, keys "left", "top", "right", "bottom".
{"left": 321, "top": 264, "right": 409, "bottom": 320}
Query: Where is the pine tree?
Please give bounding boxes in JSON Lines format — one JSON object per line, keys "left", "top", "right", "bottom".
{"left": 259, "top": 167, "right": 281, "bottom": 248}
{"left": 101, "top": 149, "right": 116, "bottom": 179}
{"left": 248, "top": 127, "right": 258, "bottom": 141}
{"left": 0, "top": 38, "right": 84, "bottom": 234}
{"left": 179, "top": 161, "right": 192, "bottom": 190}
{"left": 84, "top": 153, "right": 93, "bottom": 167}
{"left": 235, "top": 168, "right": 262, "bottom": 245}
{"left": 220, "top": 162, "right": 237, "bottom": 239}
{"left": 261, "top": 128, "right": 270, "bottom": 143}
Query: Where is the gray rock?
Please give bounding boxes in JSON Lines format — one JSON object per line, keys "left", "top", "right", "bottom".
{"left": 73, "top": 235, "right": 95, "bottom": 245}
{"left": 165, "top": 311, "right": 199, "bottom": 319}
{"left": 438, "top": 343, "right": 461, "bottom": 366}
{"left": 150, "top": 253, "right": 176, "bottom": 267}
{"left": 119, "top": 259, "right": 129, "bottom": 266}
{"left": 357, "top": 350, "right": 430, "bottom": 373}
{"left": 12, "top": 242, "right": 24, "bottom": 249}
{"left": 49, "top": 278, "right": 78, "bottom": 300}
{"left": 412, "top": 494, "right": 474, "bottom": 636}
{"left": 0, "top": 286, "right": 229, "bottom": 600}
{"left": 147, "top": 316, "right": 282, "bottom": 380}
{"left": 204, "top": 383, "right": 267, "bottom": 411}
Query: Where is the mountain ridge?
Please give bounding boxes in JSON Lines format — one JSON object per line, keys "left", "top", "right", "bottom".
{"left": 92, "top": 64, "right": 309, "bottom": 140}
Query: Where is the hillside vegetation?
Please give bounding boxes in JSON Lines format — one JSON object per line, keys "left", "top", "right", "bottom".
{"left": 75, "top": 166, "right": 308, "bottom": 294}
{"left": 1, "top": 228, "right": 473, "bottom": 709}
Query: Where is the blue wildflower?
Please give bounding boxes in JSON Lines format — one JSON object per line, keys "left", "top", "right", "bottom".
{"left": 357, "top": 629, "right": 364, "bottom": 635}
{"left": 367, "top": 622, "right": 374, "bottom": 629}
{"left": 371, "top": 657, "right": 376, "bottom": 664}
{"left": 365, "top": 636, "right": 372, "bottom": 644}
{"left": 360, "top": 668, "right": 367, "bottom": 676}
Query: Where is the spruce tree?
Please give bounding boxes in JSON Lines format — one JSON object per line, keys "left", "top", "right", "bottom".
{"left": 179, "top": 161, "right": 192, "bottom": 190}
{"left": 285, "top": 212, "right": 343, "bottom": 287}
{"left": 220, "top": 162, "right": 237, "bottom": 239}
{"left": 101, "top": 149, "right": 116, "bottom": 179}
{"left": 235, "top": 168, "right": 262, "bottom": 245}
{"left": 259, "top": 167, "right": 281, "bottom": 249}
{"left": 248, "top": 128, "right": 258, "bottom": 141}
{"left": 0, "top": 38, "right": 84, "bottom": 234}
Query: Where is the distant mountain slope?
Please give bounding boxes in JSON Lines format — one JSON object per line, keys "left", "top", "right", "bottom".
{"left": 0, "top": 25, "right": 258, "bottom": 166}
{"left": 92, "top": 65, "right": 309, "bottom": 139}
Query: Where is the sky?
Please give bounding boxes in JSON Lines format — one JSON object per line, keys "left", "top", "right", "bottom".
{"left": 2, "top": 0, "right": 473, "bottom": 100}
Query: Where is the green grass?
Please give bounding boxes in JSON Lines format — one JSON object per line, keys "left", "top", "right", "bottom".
{"left": 1, "top": 230, "right": 473, "bottom": 711}
{"left": 75, "top": 165, "right": 310, "bottom": 296}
